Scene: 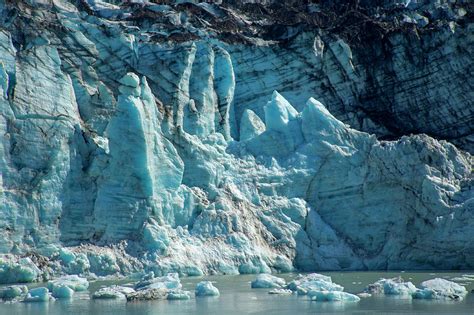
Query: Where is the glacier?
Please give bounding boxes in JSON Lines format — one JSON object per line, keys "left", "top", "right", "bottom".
{"left": 0, "top": 0, "right": 473, "bottom": 283}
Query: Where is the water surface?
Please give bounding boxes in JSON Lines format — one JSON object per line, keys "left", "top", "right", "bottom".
{"left": 1, "top": 271, "right": 474, "bottom": 314}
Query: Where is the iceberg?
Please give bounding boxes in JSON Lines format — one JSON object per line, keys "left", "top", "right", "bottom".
{"left": 48, "top": 275, "right": 89, "bottom": 292}
{"left": 92, "top": 285, "right": 135, "bottom": 300}
{"left": 51, "top": 285, "right": 74, "bottom": 299}
{"left": 126, "top": 288, "right": 168, "bottom": 302}
{"left": 286, "top": 273, "right": 358, "bottom": 303}
{"left": 308, "top": 290, "right": 360, "bottom": 302}
{"left": 413, "top": 278, "right": 468, "bottom": 301}
{"left": 135, "top": 272, "right": 182, "bottom": 291}
{"left": 167, "top": 290, "right": 191, "bottom": 300}
{"left": 366, "top": 277, "right": 468, "bottom": 301}
{"left": 23, "top": 287, "right": 50, "bottom": 303}
{"left": 195, "top": 281, "right": 220, "bottom": 297}
{"left": 128, "top": 272, "right": 190, "bottom": 301}
{"left": 287, "top": 274, "right": 343, "bottom": 294}
{"left": 365, "top": 277, "right": 417, "bottom": 296}
{"left": 0, "top": 285, "right": 28, "bottom": 300}
{"left": 251, "top": 274, "right": 286, "bottom": 289}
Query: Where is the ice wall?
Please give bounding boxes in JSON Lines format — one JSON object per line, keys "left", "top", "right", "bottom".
{"left": 0, "top": 0, "right": 472, "bottom": 279}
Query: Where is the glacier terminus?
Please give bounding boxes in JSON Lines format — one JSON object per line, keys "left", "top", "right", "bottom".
{"left": 0, "top": 0, "right": 472, "bottom": 299}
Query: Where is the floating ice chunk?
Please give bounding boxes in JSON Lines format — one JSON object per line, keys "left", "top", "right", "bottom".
{"left": 51, "top": 285, "right": 74, "bottom": 299}
{"left": 286, "top": 273, "right": 357, "bottom": 303}
{"left": 268, "top": 289, "right": 293, "bottom": 295}
{"left": 420, "top": 278, "right": 468, "bottom": 294}
{"left": 23, "top": 287, "right": 50, "bottom": 302}
{"left": 384, "top": 280, "right": 417, "bottom": 295}
{"left": 287, "top": 273, "right": 342, "bottom": 295}
{"left": 308, "top": 290, "right": 360, "bottom": 302}
{"left": 356, "top": 292, "right": 371, "bottom": 298}
{"left": 92, "top": 288, "right": 124, "bottom": 300}
{"left": 240, "top": 109, "right": 266, "bottom": 141}
{"left": 0, "top": 285, "right": 28, "bottom": 299}
{"left": 412, "top": 289, "right": 437, "bottom": 300}
{"left": 92, "top": 285, "right": 135, "bottom": 299}
{"left": 135, "top": 272, "right": 182, "bottom": 291}
{"left": 48, "top": 275, "right": 89, "bottom": 292}
{"left": 451, "top": 275, "right": 474, "bottom": 282}
{"left": 365, "top": 277, "right": 416, "bottom": 295}
{"left": 126, "top": 288, "right": 168, "bottom": 302}
{"left": 251, "top": 274, "right": 286, "bottom": 289}
{"left": 167, "top": 290, "right": 191, "bottom": 300}
{"left": 413, "top": 278, "right": 467, "bottom": 301}
{"left": 366, "top": 278, "right": 417, "bottom": 295}
{"left": 195, "top": 281, "right": 220, "bottom": 297}
{"left": 380, "top": 282, "right": 411, "bottom": 295}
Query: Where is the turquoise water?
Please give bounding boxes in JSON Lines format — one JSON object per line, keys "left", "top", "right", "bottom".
{"left": 1, "top": 271, "right": 474, "bottom": 314}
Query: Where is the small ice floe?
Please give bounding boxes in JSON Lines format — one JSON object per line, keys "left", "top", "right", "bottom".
{"left": 92, "top": 285, "right": 135, "bottom": 300}
{"left": 356, "top": 292, "right": 371, "bottom": 298}
{"left": 195, "top": 281, "right": 219, "bottom": 297}
{"left": 286, "top": 273, "right": 342, "bottom": 294}
{"left": 167, "top": 290, "right": 191, "bottom": 300}
{"left": 365, "top": 277, "right": 416, "bottom": 296}
{"left": 268, "top": 289, "right": 293, "bottom": 295}
{"left": 127, "top": 288, "right": 168, "bottom": 302}
{"left": 366, "top": 277, "right": 468, "bottom": 301}
{"left": 308, "top": 290, "right": 360, "bottom": 302}
{"left": 134, "top": 272, "right": 181, "bottom": 291}
{"left": 286, "top": 274, "right": 359, "bottom": 303}
{"left": 127, "top": 272, "right": 189, "bottom": 301}
{"left": 23, "top": 287, "right": 51, "bottom": 302}
{"left": 251, "top": 274, "right": 286, "bottom": 289}
{"left": 412, "top": 278, "right": 467, "bottom": 301}
{"left": 450, "top": 274, "right": 474, "bottom": 282}
{"left": 48, "top": 275, "right": 89, "bottom": 292}
{"left": 0, "top": 285, "right": 28, "bottom": 300}
{"left": 51, "top": 285, "right": 74, "bottom": 299}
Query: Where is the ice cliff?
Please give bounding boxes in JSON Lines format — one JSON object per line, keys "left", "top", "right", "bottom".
{"left": 0, "top": 0, "right": 472, "bottom": 281}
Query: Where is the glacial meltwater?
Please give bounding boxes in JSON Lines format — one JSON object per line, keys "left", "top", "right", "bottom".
{"left": 1, "top": 272, "right": 474, "bottom": 315}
